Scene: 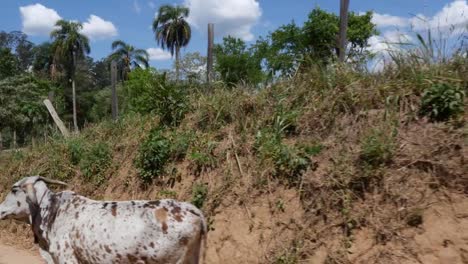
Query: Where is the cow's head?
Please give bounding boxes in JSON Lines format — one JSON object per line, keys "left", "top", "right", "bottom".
{"left": 0, "top": 176, "right": 67, "bottom": 222}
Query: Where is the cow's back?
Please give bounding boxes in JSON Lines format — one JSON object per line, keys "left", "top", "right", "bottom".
{"left": 48, "top": 194, "right": 205, "bottom": 264}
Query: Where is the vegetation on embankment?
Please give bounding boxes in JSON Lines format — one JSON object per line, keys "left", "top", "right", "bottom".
{"left": 0, "top": 54, "right": 467, "bottom": 263}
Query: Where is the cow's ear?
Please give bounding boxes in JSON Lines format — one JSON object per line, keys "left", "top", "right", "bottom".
{"left": 21, "top": 183, "right": 38, "bottom": 205}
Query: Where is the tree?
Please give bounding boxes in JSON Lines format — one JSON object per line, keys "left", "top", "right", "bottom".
{"left": 0, "top": 75, "right": 52, "bottom": 147}
{"left": 153, "top": 4, "right": 191, "bottom": 81}
{"left": 110, "top": 40, "right": 149, "bottom": 80}
{"left": 0, "top": 31, "right": 35, "bottom": 72}
{"left": 257, "top": 8, "right": 377, "bottom": 76}
{"left": 50, "top": 20, "right": 90, "bottom": 132}
{"left": 214, "top": 36, "right": 264, "bottom": 86}
{"left": 253, "top": 22, "right": 307, "bottom": 78}
{"left": 177, "top": 52, "right": 207, "bottom": 83}
{"left": 32, "top": 42, "right": 54, "bottom": 78}
{"left": 0, "top": 48, "right": 19, "bottom": 80}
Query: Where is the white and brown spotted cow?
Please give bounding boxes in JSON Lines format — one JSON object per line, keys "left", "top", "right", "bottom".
{"left": 0, "top": 176, "right": 207, "bottom": 264}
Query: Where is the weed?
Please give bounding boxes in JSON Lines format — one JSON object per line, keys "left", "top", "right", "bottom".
{"left": 168, "top": 130, "right": 194, "bottom": 161}
{"left": 420, "top": 82, "right": 465, "bottom": 122}
{"left": 66, "top": 137, "right": 85, "bottom": 165}
{"left": 274, "top": 240, "right": 303, "bottom": 264}
{"left": 159, "top": 189, "right": 178, "bottom": 199}
{"left": 189, "top": 135, "right": 218, "bottom": 175}
{"left": 276, "top": 199, "right": 285, "bottom": 212}
{"left": 125, "top": 69, "right": 189, "bottom": 126}
{"left": 359, "top": 129, "right": 396, "bottom": 167}
{"left": 135, "top": 128, "right": 171, "bottom": 184}
{"left": 191, "top": 183, "right": 208, "bottom": 209}
{"left": 254, "top": 130, "right": 312, "bottom": 184}
{"left": 79, "top": 142, "right": 112, "bottom": 185}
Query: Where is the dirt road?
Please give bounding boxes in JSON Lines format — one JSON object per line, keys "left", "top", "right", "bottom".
{"left": 0, "top": 243, "right": 43, "bottom": 264}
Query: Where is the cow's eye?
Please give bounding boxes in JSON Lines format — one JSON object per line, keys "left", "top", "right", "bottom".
{"left": 11, "top": 189, "right": 17, "bottom": 194}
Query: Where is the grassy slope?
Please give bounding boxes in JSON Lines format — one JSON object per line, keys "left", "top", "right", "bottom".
{"left": 0, "top": 60, "right": 467, "bottom": 263}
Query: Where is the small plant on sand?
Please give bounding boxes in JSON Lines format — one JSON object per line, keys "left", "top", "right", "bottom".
{"left": 359, "top": 128, "right": 396, "bottom": 167}
{"left": 189, "top": 135, "right": 218, "bottom": 175}
{"left": 191, "top": 183, "right": 208, "bottom": 209}
{"left": 420, "top": 82, "right": 465, "bottom": 122}
{"left": 254, "top": 130, "right": 312, "bottom": 184}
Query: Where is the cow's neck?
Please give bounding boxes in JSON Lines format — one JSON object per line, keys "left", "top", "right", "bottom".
{"left": 29, "top": 187, "right": 55, "bottom": 251}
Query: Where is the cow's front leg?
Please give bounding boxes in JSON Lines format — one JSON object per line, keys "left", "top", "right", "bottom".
{"left": 39, "top": 248, "right": 54, "bottom": 264}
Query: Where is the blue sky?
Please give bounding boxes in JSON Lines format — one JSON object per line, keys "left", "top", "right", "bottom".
{"left": 1, "top": 0, "right": 467, "bottom": 70}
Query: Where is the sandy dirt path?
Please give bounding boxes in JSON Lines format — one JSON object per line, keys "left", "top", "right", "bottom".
{"left": 0, "top": 243, "right": 43, "bottom": 264}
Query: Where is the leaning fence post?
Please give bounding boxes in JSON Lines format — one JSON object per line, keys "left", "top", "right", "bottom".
{"left": 43, "top": 99, "right": 70, "bottom": 138}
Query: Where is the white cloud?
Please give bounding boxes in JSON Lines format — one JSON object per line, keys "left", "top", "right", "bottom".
{"left": 372, "top": 13, "right": 409, "bottom": 28}
{"left": 368, "top": 30, "right": 413, "bottom": 54}
{"left": 19, "top": 4, "right": 61, "bottom": 36}
{"left": 81, "top": 15, "right": 118, "bottom": 40}
{"left": 148, "top": 1, "right": 156, "bottom": 9}
{"left": 411, "top": 0, "right": 468, "bottom": 34}
{"left": 184, "top": 0, "right": 262, "bottom": 41}
{"left": 367, "top": 31, "right": 414, "bottom": 72}
{"left": 147, "top": 48, "right": 172, "bottom": 61}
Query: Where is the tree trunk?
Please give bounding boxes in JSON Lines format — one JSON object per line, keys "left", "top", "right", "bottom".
{"left": 72, "top": 50, "right": 79, "bottom": 133}
{"left": 207, "top": 23, "right": 214, "bottom": 85}
{"left": 111, "top": 60, "right": 119, "bottom": 121}
{"left": 13, "top": 130, "right": 17, "bottom": 149}
{"left": 72, "top": 78, "right": 78, "bottom": 133}
{"left": 175, "top": 46, "right": 180, "bottom": 81}
{"left": 338, "top": 0, "right": 350, "bottom": 62}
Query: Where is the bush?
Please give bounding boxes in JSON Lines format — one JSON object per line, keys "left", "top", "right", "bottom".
{"left": 79, "top": 142, "right": 112, "bottom": 185}
{"left": 135, "top": 128, "right": 171, "bottom": 184}
{"left": 67, "top": 137, "right": 85, "bottom": 165}
{"left": 191, "top": 183, "right": 208, "bottom": 209}
{"left": 359, "top": 129, "right": 395, "bottom": 167}
{"left": 254, "top": 130, "right": 312, "bottom": 184}
{"left": 189, "top": 135, "right": 218, "bottom": 175}
{"left": 420, "top": 83, "right": 465, "bottom": 122}
{"left": 168, "top": 130, "right": 194, "bottom": 161}
{"left": 125, "top": 69, "right": 189, "bottom": 126}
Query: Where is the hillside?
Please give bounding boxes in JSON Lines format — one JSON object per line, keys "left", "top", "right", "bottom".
{"left": 0, "top": 60, "right": 467, "bottom": 263}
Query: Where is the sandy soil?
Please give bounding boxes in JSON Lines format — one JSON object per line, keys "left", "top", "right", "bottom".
{"left": 0, "top": 243, "right": 43, "bottom": 264}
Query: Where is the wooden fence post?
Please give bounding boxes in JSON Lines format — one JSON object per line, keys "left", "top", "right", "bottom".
{"left": 207, "top": 23, "right": 214, "bottom": 85}
{"left": 339, "top": 0, "right": 350, "bottom": 62}
{"left": 111, "top": 60, "right": 119, "bottom": 121}
{"left": 43, "top": 99, "right": 70, "bottom": 138}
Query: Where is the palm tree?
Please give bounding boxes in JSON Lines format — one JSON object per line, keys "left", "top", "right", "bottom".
{"left": 110, "top": 40, "right": 149, "bottom": 80}
{"left": 50, "top": 20, "right": 90, "bottom": 133}
{"left": 153, "top": 4, "right": 191, "bottom": 80}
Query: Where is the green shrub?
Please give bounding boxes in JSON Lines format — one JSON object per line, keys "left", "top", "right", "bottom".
{"left": 67, "top": 137, "right": 85, "bottom": 165}
{"left": 125, "top": 69, "right": 189, "bottom": 126}
{"left": 359, "top": 129, "right": 395, "bottom": 167}
{"left": 191, "top": 183, "right": 208, "bottom": 209}
{"left": 135, "top": 128, "right": 171, "bottom": 184}
{"left": 168, "top": 130, "right": 194, "bottom": 161}
{"left": 189, "top": 136, "right": 218, "bottom": 175}
{"left": 420, "top": 83, "right": 465, "bottom": 122}
{"left": 272, "top": 105, "right": 299, "bottom": 136}
{"left": 254, "top": 130, "right": 311, "bottom": 184}
{"left": 79, "top": 142, "right": 112, "bottom": 185}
